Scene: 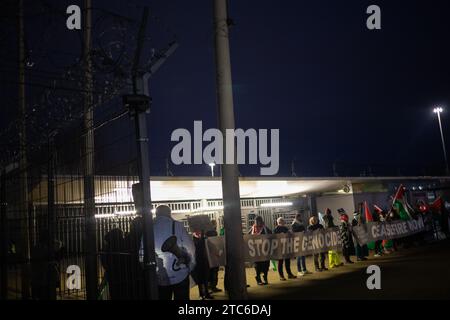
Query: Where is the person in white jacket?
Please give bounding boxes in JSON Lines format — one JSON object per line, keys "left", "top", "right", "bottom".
{"left": 141, "top": 205, "right": 196, "bottom": 300}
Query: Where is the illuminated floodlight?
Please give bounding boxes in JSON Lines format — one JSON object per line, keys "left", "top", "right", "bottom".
{"left": 195, "top": 205, "right": 224, "bottom": 212}
{"left": 260, "top": 202, "right": 293, "bottom": 208}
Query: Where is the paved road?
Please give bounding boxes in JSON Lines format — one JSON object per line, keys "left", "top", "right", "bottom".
{"left": 194, "top": 240, "right": 450, "bottom": 300}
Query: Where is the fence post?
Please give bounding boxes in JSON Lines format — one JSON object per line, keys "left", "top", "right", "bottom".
{"left": 1, "top": 169, "right": 7, "bottom": 300}
{"left": 18, "top": 0, "right": 31, "bottom": 300}
{"left": 123, "top": 6, "right": 159, "bottom": 300}
{"left": 125, "top": 93, "right": 159, "bottom": 300}
{"left": 82, "top": 0, "right": 99, "bottom": 300}
{"left": 47, "top": 139, "right": 57, "bottom": 300}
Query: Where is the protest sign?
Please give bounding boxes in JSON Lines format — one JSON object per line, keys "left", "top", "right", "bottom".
{"left": 206, "top": 217, "right": 426, "bottom": 267}
{"left": 206, "top": 228, "right": 342, "bottom": 267}
{"left": 352, "top": 216, "right": 425, "bottom": 245}
{"left": 206, "top": 235, "right": 226, "bottom": 268}
{"left": 187, "top": 215, "right": 214, "bottom": 233}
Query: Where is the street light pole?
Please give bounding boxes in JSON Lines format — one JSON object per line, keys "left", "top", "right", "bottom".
{"left": 433, "top": 107, "right": 449, "bottom": 175}
{"left": 213, "top": 0, "right": 248, "bottom": 300}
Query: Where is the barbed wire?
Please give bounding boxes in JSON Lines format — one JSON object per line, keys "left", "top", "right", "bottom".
{"left": 0, "top": 1, "right": 178, "bottom": 168}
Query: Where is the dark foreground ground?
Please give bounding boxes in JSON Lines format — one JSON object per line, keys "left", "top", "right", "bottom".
{"left": 196, "top": 240, "right": 450, "bottom": 300}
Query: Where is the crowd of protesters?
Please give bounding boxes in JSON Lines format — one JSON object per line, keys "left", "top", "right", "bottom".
{"left": 124, "top": 195, "right": 450, "bottom": 299}
{"left": 111, "top": 195, "right": 446, "bottom": 301}
{"left": 25, "top": 194, "right": 447, "bottom": 300}
{"left": 242, "top": 197, "right": 450, "bottom": 290}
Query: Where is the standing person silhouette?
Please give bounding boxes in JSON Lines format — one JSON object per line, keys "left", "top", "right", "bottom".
{"left": 307, "top": 216, "right": 328, "bottom": 272}
{"left": 142, "top": 205, "right": 196, "bottom": 300}
{"left": 273, "top": 217, "right": 296, "bottom": 280}
{"left": 248, "top": 216, "right": 271, "bottom": 285}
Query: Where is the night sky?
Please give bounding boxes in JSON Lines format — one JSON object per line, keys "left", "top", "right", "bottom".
{"left": 1, "top": 0, "right": 450, "bottom": 177}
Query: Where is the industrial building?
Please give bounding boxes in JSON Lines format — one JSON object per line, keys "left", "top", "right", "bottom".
{"left": 29, "top": 175, "right": 450, "bottom": 235}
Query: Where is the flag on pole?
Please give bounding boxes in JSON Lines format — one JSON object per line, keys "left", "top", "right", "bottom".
{"left": 363, "top": 201, "right": 375, "bottom": 250}
{"left": 430, "top": 197, "right": 443, "bottom": 213}
{"left": 392, "top": 184, "right": 411, "bottom": 221}
{"left": 373, "top": 204, "right": 383, "bottom": 215}
{"left": 364, "top": 201, "right": 373, "bottom": 222}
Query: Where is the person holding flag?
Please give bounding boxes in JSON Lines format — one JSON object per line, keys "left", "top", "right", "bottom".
{"left": 430, "top": 196, "right": 448, "bottom": 240}
{"left": 390, "top": 185, "right": 417, "bottom": 249}
{"left": 372, "top": 205, "right": 385, "bottom": 257}
{"left": 392, "top": 184, "right": 412, "bottom": 221}
{"left": 363, "top": 202, "right": 376, "bottom": 251}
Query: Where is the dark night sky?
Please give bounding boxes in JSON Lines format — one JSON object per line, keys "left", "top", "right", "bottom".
{"left": 1, "top": 0, "right": 450, "bottom": 177}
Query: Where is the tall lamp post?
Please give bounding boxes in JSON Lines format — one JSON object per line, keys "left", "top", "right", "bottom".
{"left": 433, "top": 107, "right": 449, "bottom": 175}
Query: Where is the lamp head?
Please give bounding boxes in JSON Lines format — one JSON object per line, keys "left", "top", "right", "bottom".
{"left": 433, "top": 107, "right": 443, "bottom": 114}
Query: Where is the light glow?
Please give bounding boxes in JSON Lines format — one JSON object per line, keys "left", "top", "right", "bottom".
{"left": 194, "top": 205, "right": 224, "bottom": 212}
{"left": 260, "top": 202, "right": 293, "bottom": 208}
{"left": 95, "top": 214, "right": 116, "bottom": 219}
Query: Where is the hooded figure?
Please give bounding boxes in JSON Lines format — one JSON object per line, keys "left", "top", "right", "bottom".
{"left": 307, "top": 216, "right": 328, "bottom": 272}
{"left": 371, "top": 208, "right": 385, "bottom": 257}
{"left": 323, "top": 209, "right": 343, "bottom": 268}
{"left": 30, "top": 231, "right": 64, "bottom": 300}
{"left": 101, "top": 228, "right": 129, "bottom": 300}
{"left": 206, "top": 219, "right": 221, "bottom": 294}
{"left": 322, "top": 208, "right": 335, "bottom": 228}
{"left": 273, "top": 217, "right": 296, "bottom": 280}
{"left": 339, "top": 212, "right": 355, "bottom": 264}
{"left": 352, "top": 210, "right": 369, "bottom": 261}
{"left": 249, "top": 216, "right": 272, "bottom": 285}
{"left": 291, "top": 213, "right": 310, "bottom": 275}
{"left": 192, "top": 230, "right": 213, "bottom": 300}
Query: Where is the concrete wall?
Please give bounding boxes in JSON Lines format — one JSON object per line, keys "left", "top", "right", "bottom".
{"left": 353, "top": 191, "right": 391, "bottom": 211}
{"left": 316, "top": 194, "right": 355, "bottom": 221}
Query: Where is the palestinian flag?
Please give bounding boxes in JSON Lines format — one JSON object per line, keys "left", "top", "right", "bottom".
{"left": 430, "top": 197, "right": 443, "bottom": 213}
{"left": 373, "top": 205, "right": 383, "bottom": 216}
{"left": 364, "top": 201, "right": 375, "bottom": 250}
{"left": 392, "top": 184, "right": 411, "bottom": 221}
{"left": 364, "top": 201, "right": 374, "bottom": 222}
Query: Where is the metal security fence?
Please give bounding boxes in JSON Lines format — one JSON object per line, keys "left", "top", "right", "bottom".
{"left": 0, "top": 0, "right": 183, "bottom": 300}
{"left": 1, "top": 160, "right": 305, "bottom": 300}
{"left": 1, "top": 168, "right": 147, "bottom": 300}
